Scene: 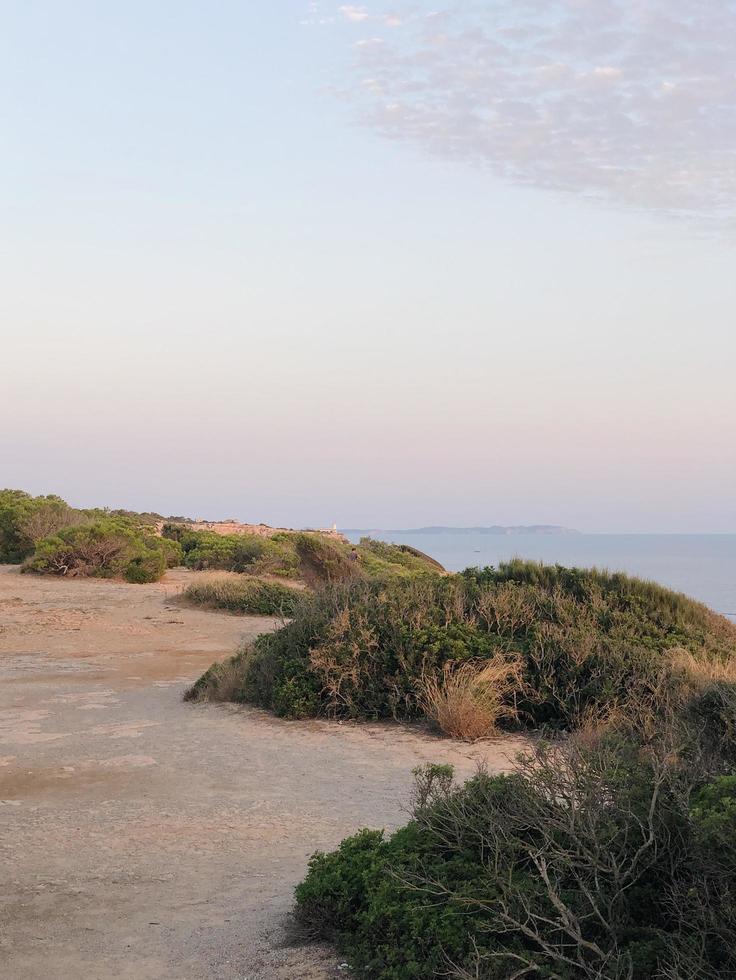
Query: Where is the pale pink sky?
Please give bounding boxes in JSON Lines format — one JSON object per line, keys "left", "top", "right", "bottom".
{"left": 1, "top": 2, "right": 734, "bottom": 531}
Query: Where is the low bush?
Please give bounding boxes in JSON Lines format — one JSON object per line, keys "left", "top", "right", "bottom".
{"left": 295, "top": 734, "right": 736, "bottom": 979}
{"left": 183, "top": 649, "right": 252, "bottom": 703}
{"left": 356, "top": 537, "right": 446, "bottom": 576}
{"left": 2, "top": 488, "right": 188, "bottom": 572}
{"left": 24, "top": 518, "right": 171, "bottom": 583}
{"left": 123, "top": 548, "right": 167, "bottom": 583}
{"left": 0, "top": 489, "right": 77, "bottom": 563}
{"left": 162, "top": 524, "right": 441, "bottom": 584}
{"left": 175, "top": 530, "right": 241, "bottom": 571}
{"left": 181, "top": 576, "right": 302, "bottom": 616}
{"left": 188, "top": 562, "right": 736, "bottom": 727}
{"left": 159, "top": 536, "right": 184, "bottom": 568}
{"left": 291, "top": 533, "right": 357, "bottom": 586}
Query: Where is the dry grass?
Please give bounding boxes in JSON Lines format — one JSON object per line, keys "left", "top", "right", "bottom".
{"left": 185, "top": 656, "right": 248, "bottom": 703}
{"left": 209, "top": 660, "right": 246, "bottom": 702}
{"left": 668, "top": 646, "right": 736, "bottom": 685}
{"left": 181, "top": 575, "right": 301, "bottom": 615}
{"left": 418, "top": 655, "right": 523, "bottom": 741}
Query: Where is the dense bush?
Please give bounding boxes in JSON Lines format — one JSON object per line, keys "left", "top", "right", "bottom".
{"left": 167, "top": 528, "right": 239, "bottom": 570}
{"left": 291, "top": 532, "right": 356, "bottom": 586}
{"left": 164, "top": 526, "right": 301, "bottom": 577}
{"left": 24, "top": 518, "right": 172, "bottom": 583}
{"left": 162, "top": 524, "right": 441, "bottom": 583}
{"left": 187, "top": 563, "right": 736, "bottom": 727}
{"left": 123, "top": 548, "right": 167, "bottom": 583}
{"left": 1, "top": 488, "right": 188, "bottom": 575}
{"left": 296, "top": 735, "right": 736, "bottom": 980}
{"left": 358, "top": 537, "right": 446, "bottom": 574}
{"left": 0, "top": 489, "right": 76, "bottom": 563}
{"left": 159, "top": 536, "right": 184, "bottom": 568}
{"left": 181, "top": 576, "right": 302, "bottom": 616}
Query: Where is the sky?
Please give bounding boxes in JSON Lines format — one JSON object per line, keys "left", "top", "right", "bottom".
{"left": 1, "top": 1, "right": 734, "bottom": 533}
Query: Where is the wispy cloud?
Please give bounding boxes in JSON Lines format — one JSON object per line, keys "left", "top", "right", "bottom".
{"left": 328, "top": 1, "right": 736, "bottom": 223}
{"left": 339, "top": 4, "right": 370, "bottom": 21}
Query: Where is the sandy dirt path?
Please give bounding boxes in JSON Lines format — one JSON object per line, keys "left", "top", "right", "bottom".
{"left": 0, "top": 566, "right": 525, "bottom": 980}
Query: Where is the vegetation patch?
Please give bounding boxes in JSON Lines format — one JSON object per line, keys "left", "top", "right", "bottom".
{"left": 0, "top": 489, "right": 77, "bottom": 563}
{"left": 1, "top": 488, "right": 187, "bottom": 583}
{"left": 163, "top": 524, "right": 301, "bottom": 577}
{"left": 285, "top": 565, "right": 736, "bottom": 978}
{"left": 162, "top": 524, "right": 442, "bottom": 584}
{"left": 187, "top": 562, "right": 736, "bottom": 729}
{"left": 181, "top": 576, "right": 302, "bottom": 616}
{"left": 417, "top": 655, "right": 523, "bottom": 740}
{"left": 24, "top": 517, "right": 179, "bottom": 584}
{"left": 295, "top": 725, "right": 736, "bottom": 980}
{"left": 3, "top": 488, "right": 443, "bottom": 591}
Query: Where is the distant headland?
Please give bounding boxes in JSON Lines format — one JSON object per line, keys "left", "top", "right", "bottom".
{"left": 342, "top": 525, "right": 579, "bottom": 536}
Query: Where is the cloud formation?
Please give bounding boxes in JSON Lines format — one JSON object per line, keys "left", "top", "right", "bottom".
{"left": 339, "top": 5, "right": 370, "bottom": 21}
{"left": 330, "top": 1, "right": 736, "bottom": 222}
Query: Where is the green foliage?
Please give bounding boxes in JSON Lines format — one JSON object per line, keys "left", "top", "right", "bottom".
{"left": 123, "top": 548, "right": 167, "bottom": 583}
{"left": 358, "top": 537, "right": 445, "bottom": 574}
{"left": 0, "top": 489, "right": 75, "bottom": 563}
{"left": 296, "top": 738, "right": 736, "bottom": 979}
{"left": 296, "top": 829, "right": 387, "bottom": 942}
{"left": 183, "top": 647, "right": 252, "bottom": 703}
{"left": 295, "top": 776, "right": 529, "bottom": 979}
{"left": 411, "top": 762, "right": 455, "bottom": 811}
{"left": 292, "top": 533, "right": 356, "bottom": 585}
{"left": 684, "top": 682, "right": 736, "bottom": 764}
{"left": 182, "top": 577, "right": 302, "bottom": 616}
{"left": 189, "top": 562, "right": 736, "bottom": 727}
{"left": 159, "top": 536, "right": 184, "bottom": 568}
{"left": 162, "top": 525, "right": 440, "bottom": 584}
{"left": 163, "top": 526, "right": 299, "bottom": 576}
{"left": 1, "top": 489, "right": 187, "bottom": 573}
{"left": 691, "top": 775, "right": 736, "bottom": 855}
{"left": 178, "top": 530, "right": 240, "bottom": 570}
{"left": 24, "top": 517, "right": 171, "bottom": 583}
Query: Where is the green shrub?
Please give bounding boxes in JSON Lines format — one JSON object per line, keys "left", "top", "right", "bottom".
{"left": 357, "top": 537, "right": 446, "bottom": 576}
{"left": 189, "top": 563, "right": 736, "bottom": 727}
{"left": 295, "top": 737, "right": 736, "bottom": 979}
{"left": 24, "top": 518, "right": 170, "bottom": 583}
{"left": 0, "top": 489, "right": 77, "bottom": 563}
{"left": 124, "top": 548, "right": 167, "bottom": 583}
{"left": 159, "top": 536, "right": 184, "bottom": 568}
{"left": 163, "top": 526, "right": 299, "bottom": 577}
{"left": 183, "top": 647, "right": 252, "bottom": 703}
{"left": 685, "top": 682, "right": 736, "bottom": 765}
{"left": 160, "top": 522, "right": 191, "bottom": 543}
{"left": 161, "top": 523, "right": 442, "bottom": 583}
{"left": 179, "top": 531, "right": 239, "bottom": 570}
{"left": 182, "top": 576, "right": 301, "bottom": 615}
{"left": 228, "top": 535, "right": 267, "bottom": 567}
{"left": 292, "top": 533, "right": 356, "bottom": 586}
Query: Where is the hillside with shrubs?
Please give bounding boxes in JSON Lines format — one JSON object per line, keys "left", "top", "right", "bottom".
{"left": 296, "top": 737, "right": 736, "bottom": 979}
{"left": 187, "top": 561, "right": 736, "bottom": 731}
{"left": 185, "top": 559, "right": 736, "bottom": 977}
{"left": 0, "top": 489, "right": 181, "bottom": 583}
{"left": 0, "top": 488, "right": 442, "bottom": 598}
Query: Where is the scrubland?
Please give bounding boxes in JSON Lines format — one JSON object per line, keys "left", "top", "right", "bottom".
{"left": 6, "top": 487, "right": 736, "bottom": 978}
{"left": 0, "top": 489, "right": 441, "bottom": 607}
{"left": 188, "top": 560, "right": 736, "bottom": 979}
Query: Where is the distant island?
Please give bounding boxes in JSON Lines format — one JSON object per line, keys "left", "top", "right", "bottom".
{"left": 342, "top": 525, "right": 579, "bottom": 536}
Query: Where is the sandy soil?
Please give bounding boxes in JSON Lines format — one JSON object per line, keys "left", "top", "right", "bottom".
{"left": 0, "top": 566, "right": 525, "bottom": 980}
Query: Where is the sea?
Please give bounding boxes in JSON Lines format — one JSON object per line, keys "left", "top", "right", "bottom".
{"left": 343, "top": 532, "right": 736, "bottom": 623}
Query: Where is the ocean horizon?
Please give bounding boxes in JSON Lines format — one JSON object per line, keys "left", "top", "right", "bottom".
{"left": 343, "top": 531, "right": 736, "bottom": 622}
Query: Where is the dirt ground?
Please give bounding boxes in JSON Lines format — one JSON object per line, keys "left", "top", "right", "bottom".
{"left": 0, "top": 566, "right": 525, "bottom": 980}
